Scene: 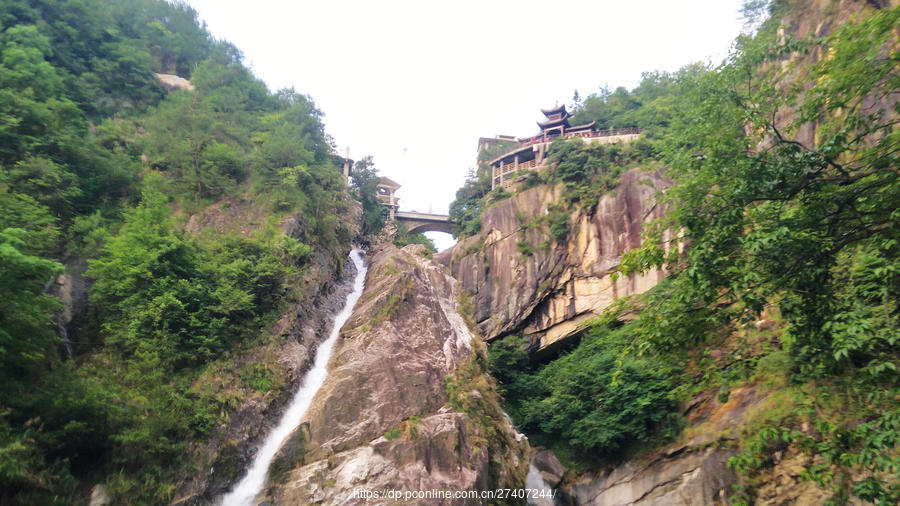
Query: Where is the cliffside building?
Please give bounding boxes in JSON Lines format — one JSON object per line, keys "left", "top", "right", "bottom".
{"left": 476, "top": 134, "right": 518, "bottom": 153}
{"left": 535, "top": 104, "right": 595, "bottom": 140}
{"left": 487, "top": 105, "right": 641, "bottom": 190}
{"left": 376, "top": 176, "right": 401, "bottom": 219}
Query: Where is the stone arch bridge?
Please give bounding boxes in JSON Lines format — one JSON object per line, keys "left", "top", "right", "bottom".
{"left": 394, "top": 211, "right": 453, "bottom": 235}
{"left": 373, "top": 176, "right": 453, "bottom": 234}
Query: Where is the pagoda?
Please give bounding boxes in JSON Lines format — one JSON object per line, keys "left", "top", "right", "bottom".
{"left": 536, "top": 104, "right": 595, "bottom": 140}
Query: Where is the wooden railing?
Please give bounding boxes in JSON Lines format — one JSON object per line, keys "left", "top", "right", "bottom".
{"left": 520, "top": 127, "right": 641, "bottom": 146}
{"left": 499, "top": 159, "right": 537, "bottom": 174}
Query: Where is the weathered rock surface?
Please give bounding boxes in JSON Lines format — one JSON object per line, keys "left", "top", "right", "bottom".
{"left": 532, "top": 449, "right": 566, "bottom": 488}
{"left": 48, "top": 258, "right": 90, "bottom": 357}
{"left": 263, "top": 245, "right": 529, "bottom": 504}
{"left": 172, "top": 201, "right": 361, "bottom": 505}
{"left": 569, "top": 446, "right": 736, "bottom": 506}
{"left": 154, "top": 72, "right": 195, "bottom": 91}
{"left": 563, "top": 386, "right": 766, "bottom": 506}
{"left": 437, "top": 168, "right": 671, "bottom": 353}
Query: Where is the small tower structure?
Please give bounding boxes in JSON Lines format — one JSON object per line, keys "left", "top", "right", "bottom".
{"left": 376, "top": 176, "right": 401, "bottom": 219}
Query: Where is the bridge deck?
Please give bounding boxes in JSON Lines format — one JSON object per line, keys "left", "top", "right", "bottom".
{"left": 394, "top": 211, "right": 450, "bottom": 222}
{"left": 393, "top": 211, "right": 452, "bottom": 234}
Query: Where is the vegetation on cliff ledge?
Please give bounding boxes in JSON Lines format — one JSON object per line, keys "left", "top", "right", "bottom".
{"left": 490, "top": 323, "right": 683, "bottom": 467}
{"left": 637, "top": 4, "right": 898, "bottom": 503}
{"left": 0, "top": 0, "right": 359, "bottom": 502}
{"left": 486, "top": 1, "right": 898, "bottom": 503}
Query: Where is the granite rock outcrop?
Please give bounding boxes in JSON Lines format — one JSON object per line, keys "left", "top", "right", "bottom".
{"left": 264, "top": 245, "right": 529, "bottom": 504}
{"left": 437, "top": 168, "right": 671, "bottom": 354}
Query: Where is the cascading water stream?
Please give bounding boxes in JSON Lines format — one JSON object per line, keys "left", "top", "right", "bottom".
{"left": 526, "top": 463, "right": 556, "bottom": 506}
{"left": 221, "top": 249, "right": 367, "bottom": 506}
{"left": 502, "top": 413, "right": 556, "bottom": 506}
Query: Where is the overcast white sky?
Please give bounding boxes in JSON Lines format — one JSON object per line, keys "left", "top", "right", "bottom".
{"left": 184, "top": 0, "right": 747, "bottom": 249}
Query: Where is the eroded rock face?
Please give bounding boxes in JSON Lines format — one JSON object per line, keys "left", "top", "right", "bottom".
{"left": 264, "top": 245, "right": 529, "bottom": 505}
{"left": 565, "top": 386, "right": 766, "bottom": 506}
{"left": 173, "top": 202, "right": 360, "bottom": 505}
{"left": 173, "top": 252, "right": 358, "bottom": 505}
{"left": 437, "top": 168, "right": 671, "bottom": 353}
{"left": 532, "top": 450, "right": 566, "bottom": 488}
{"left": 570, "top": 447, "right": 736, "bottom": 506}
{"left": 154, "top": 73, "right": 195, "bottom": 91}
{"left": 48, "top": 259, "right": 90, "bottom": 358}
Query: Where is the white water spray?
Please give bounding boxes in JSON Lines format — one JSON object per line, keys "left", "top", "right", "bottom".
{"left": 221, "top": 249, "right": 367, "bottom": 506}
{"left": 526, "top": 463, "right": 556, "bottom": 506}
{"left": 504, "top": 410, "right": 556, "bottom": 506}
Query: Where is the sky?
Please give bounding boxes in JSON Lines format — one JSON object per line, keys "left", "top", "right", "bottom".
{"left": 184, "top": 0, "right": 748, "bottom": 250}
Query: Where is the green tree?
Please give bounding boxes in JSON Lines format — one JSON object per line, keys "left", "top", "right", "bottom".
{"left": 616, "top": 5, "right": 899, "bottom": 502}
{"left": 625, "top": 6, "right": 899, "bottom": 375}
{"left": 0, "top": 228, "right": 62, "bottom": 378}
{"left": 448, "top": 167, "right": 488, "bottom": 238}
{"left": 490, "top": 325, "right": 681, "bottom": 465}
{"left": 3, "top": 156, "right": 82, "bottom": 221}
{"left": 351, "top": 156, "right": 386, "bottom": 237}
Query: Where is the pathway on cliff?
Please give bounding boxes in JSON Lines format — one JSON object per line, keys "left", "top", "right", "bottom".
{"left": 220, "top": 249, "right": 367, "bottom": 506}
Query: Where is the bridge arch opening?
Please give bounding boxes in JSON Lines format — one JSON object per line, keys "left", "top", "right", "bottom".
{"left": 424, "top": 231, "right": 456, "bottom": 252}
{"left": 405, "top": 221, "right": 453, "bottom": 235}
{"left": 394, "top": 211, "right": 454, "bottom": 240}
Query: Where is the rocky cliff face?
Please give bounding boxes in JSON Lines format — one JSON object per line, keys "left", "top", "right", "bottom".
{"left": 173, "top": 198, "right": 360, "bottom": 505}
{"left": 768, "top": 0, "right": 899, "bottom": 149}
{"left": 562, "top": 386, "right": 766, "bottom": 506}
{"left": 263, "top": 245, "right": 529, "bottom": 504}
{"left": 437, "top": 168, "right": 671, "bottom": 354}
{"left": 436, "top": 3, "right": 895, "bottom": 504}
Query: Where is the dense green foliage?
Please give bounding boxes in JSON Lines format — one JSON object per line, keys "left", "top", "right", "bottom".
{"left": 489, "top": 324, "right": 681, "bottom": 466}
{"left": 0, "top": 1, "right": 357, "bottom": 503}
{"left": 569, "top": 70, "right": 690, "bottom": 139}
{"left": 478, "top": 2, "right": 898, "bottom": 501}
{"left": 350, "top": 156, "right": 386, "bottom": 237}
{"left": 0, "top": 228, "right": 63, "bottom": 374}
{"left": 87, "top": 187, "right": 303, "bottom": 368}
{"left": 612, "top": 3, "right": 899, "bottom": 503}
{"left": 448, "top": 170, "right": 487, "bottom": 238}
{"left": 544, "top": 137, "right": 658, "bottom": 206}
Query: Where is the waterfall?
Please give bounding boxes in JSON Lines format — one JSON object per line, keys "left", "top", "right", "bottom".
{"left": 526, "top": 463, "right": 557, "bottom": 506}
{"left": 58, "top": 320, "right": 74, "bottom": 359}
{"left": 504, "top": 410, "right": 557, "bottom": 506}
{"left": 220, "top": 249, "right": 367, "bottom": 506}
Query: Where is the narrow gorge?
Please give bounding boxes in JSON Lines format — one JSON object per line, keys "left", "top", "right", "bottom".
{"left": 1, "top": 0, "right": 896, "bottom": 505}
{"left": 200, "top": 243, "right": 534, "bottom": 505}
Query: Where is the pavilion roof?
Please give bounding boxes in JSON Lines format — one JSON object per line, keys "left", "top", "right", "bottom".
{"left": 537, "top": 116, "right": 571, "bottom": 129}
{"left": 377, "top": 176, "right": 401, "bottom": 188}
{"left": 540, "top": 104, "right": 568, "bottom": 116}
{"left": 566, "top": 120, "right": 596, "bottom": 132}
